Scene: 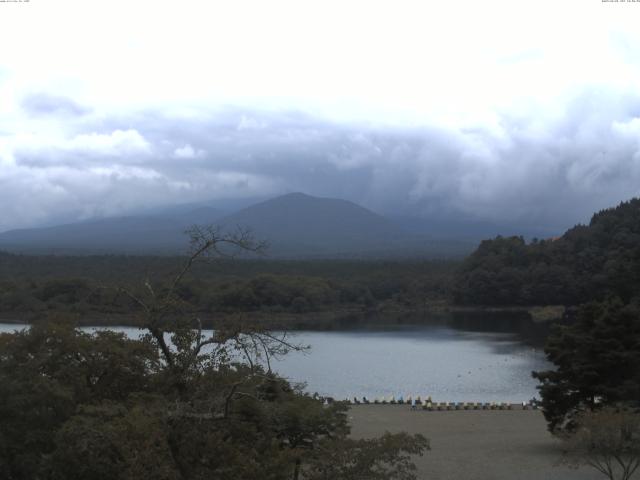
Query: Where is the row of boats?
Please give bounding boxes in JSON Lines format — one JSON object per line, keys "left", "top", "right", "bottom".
{"left": 338, "top": 396, "right": 539, "bottom": 410}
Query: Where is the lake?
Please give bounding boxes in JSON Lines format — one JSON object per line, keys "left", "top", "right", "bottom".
{"left": 0, "top": 319, "right": 551, "bottom": 403}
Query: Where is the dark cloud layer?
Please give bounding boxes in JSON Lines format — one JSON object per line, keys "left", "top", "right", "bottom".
{"left": 3, "top": 89, "right": 640, "bottom": 233}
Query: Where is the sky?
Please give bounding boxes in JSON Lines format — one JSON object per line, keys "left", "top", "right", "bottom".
{"left": 1, "top": 0, "right": 639, "bottom": 233}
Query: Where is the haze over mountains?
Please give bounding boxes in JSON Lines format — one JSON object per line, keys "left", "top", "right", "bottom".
{"left": 0, "top": 193, "right": 556, "bottom": 258}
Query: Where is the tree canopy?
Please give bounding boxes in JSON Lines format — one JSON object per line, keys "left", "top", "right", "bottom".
{"left": 0, "top": 227, "right": 428, "bottom": 479}
{"left": 0, "top": 252, "right": 455, "bottom": 325}
{"left": 532, "top": 298, "right": 640, "bottom": 433}
{"left": 454, "top": 198, "right": 640, "bottom": 306}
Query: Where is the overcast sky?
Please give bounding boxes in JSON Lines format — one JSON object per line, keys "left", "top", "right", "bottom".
{"left": 1, "top": 0, "right": 639, "bottom": 232}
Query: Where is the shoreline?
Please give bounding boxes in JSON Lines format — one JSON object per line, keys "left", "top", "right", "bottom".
{"left": 0, "top": 303, "right": 562, "bottom": 327}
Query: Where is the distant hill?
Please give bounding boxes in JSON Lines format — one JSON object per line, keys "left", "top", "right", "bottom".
{"left": 216, "top": 193, "right": 476, "bottom": 258}
{"left": 0, "top": 193, "right": 476, "bottom": 258}
{"left": 453, "top": 197, "right": 640, "bottom": 306}
{"left": 170, "top": 207, "right": 223, "bottom": 228}
{"left": 217, "top": 193, "right": 400, "bottom": 256}
{"left": 0, "top": 207, "right": 223, "bottom": 255}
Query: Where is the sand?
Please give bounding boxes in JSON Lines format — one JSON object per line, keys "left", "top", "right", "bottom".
{"left": 348, "top": 405, "right": 603, "bottom": 480}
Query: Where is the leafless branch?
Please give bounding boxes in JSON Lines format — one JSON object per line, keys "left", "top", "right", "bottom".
{"left": 117, "top": 286, "right": 151, "bottom": 314}
{"left": 144, "top": 278, "right": 156, "bottom": 298}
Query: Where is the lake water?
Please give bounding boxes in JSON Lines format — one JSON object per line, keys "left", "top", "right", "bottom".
{"left": 0, "top": 321, "right": 551, "bottom": 403}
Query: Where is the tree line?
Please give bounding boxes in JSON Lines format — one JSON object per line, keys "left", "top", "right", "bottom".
{"left": 454, "top": 198, "right": 640, "bottom": 306}
{"left": 0, "top": 255, "right": 455, "bottom": 322}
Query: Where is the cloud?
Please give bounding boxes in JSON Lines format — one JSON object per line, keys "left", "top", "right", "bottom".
{"left": 21, "top": 93, "right": 90, "bottom": 116}
{"left": 237, "top": 115, "right": 267, "bottom": 131}
{"left": 0, "top": 89, "right": 639, "bottom": 234}
{"left": 1, "top": 0, "right": 639, "bottom": 239}
{"left": 173, "top": 144, "right": 205, "bottom": 159}
{"left": 14, "top": 129, "right": 152, "bottom": 167}
{"left": 64, "top": 129, "right": 152, "bottom": 156}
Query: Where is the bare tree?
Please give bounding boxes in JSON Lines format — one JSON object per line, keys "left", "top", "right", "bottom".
{"left": 561, "top": 406, "right": 640, "bottom": 480}
{"left": 117, "top": 225, "right": 305, "bottom": 387}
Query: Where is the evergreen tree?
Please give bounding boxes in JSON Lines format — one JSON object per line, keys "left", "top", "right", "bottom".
{"left": 532, "top": 298, "right": 640, "bottom": 432}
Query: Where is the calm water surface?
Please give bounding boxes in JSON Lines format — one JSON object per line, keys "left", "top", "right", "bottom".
{"left": 0, "top": 322, "right": 551, "bottom": 402}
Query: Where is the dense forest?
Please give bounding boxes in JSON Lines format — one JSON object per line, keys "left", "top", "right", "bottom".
{"left": 0, "top": 254, "right": 455, "bottom": 325}
{"left": 454, "top": 198, "right": 640, "bottom": 306}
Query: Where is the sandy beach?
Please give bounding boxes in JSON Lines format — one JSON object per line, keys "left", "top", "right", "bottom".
{"left": 348, "top": 405, "right": 602, "bottom": 480}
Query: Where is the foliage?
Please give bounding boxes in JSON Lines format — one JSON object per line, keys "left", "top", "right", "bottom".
{"left": 304, "top": 432, "right": 429, "bottom": 480}
{"left": 0, "top": 253, "right": 455, "bottom": 321}
{"left": 454, "top": 198, "right": 640, "bottom": 306}
{"left": 0, "top": 321, "right": 159, "bottom": 479}
{"left": 561, "top": 406, "right": 640, "bottom": 480}
{"left": 532, "top": 299, "right": 640, "bottom": 433}
{"left": 0, "top": 227, "right": 429, "bottom": 479}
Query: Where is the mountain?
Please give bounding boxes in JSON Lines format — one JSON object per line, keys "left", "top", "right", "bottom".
{"left": 0, "top": 207, "right": 224, "bottom": 255}
{"left": 215, "top": 193, "right": 476, "bottom": 258}
{"left": 0, "top": 193, "right": 475, "bottom": 257}
{"left": 168, "top": 207, "right": 223, "bottom": 228}
{"left": 215, "top": 193, "right": 397, "bottom": 256}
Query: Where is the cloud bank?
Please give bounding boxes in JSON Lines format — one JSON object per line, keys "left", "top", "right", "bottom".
{"left": 0, "top": 0, "right": 639, "bottom": 235}
{"left": 1, "top": 88, "right": 639, "bottom": 233}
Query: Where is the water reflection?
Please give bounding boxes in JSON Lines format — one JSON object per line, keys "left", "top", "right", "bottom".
{"left": 319, "top": 309, "right": 554, "bottom": 347}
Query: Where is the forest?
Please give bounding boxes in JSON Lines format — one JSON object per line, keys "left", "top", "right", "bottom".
{"left": 454, "top": 198, "right": 640, "bottom": 307}
{"left": 0, "top": 254, "right": 455, "bottom": 326}
{"left": 2, "top": 198, "right": 640, "bottom": 328}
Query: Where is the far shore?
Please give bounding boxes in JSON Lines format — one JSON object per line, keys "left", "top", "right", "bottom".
{"left": 0, "top": 303, "right": 564, "bottom": 328}
{"left": 348, "top": 405, "right": 601, "bottom": 480}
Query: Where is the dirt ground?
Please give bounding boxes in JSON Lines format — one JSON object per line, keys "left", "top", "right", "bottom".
{"left": 348, "top": 405, "right": 603, "bottom": 480}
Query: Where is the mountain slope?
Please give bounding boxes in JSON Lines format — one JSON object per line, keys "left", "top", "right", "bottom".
{"left": 0, "top": 207, "right": 223, "bottom": 254}
{"left": 453, "top": 197, "right": 640, "bottom": 306}
{"left": 0, "top": 193, "right": 475, "bottom": 257}
{"left": 218, "top": 193, "right": 403, "bottom": 255}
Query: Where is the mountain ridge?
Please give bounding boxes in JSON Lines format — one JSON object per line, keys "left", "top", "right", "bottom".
{"left": 0, "top": 193, "right": 475, "bottom": 258}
